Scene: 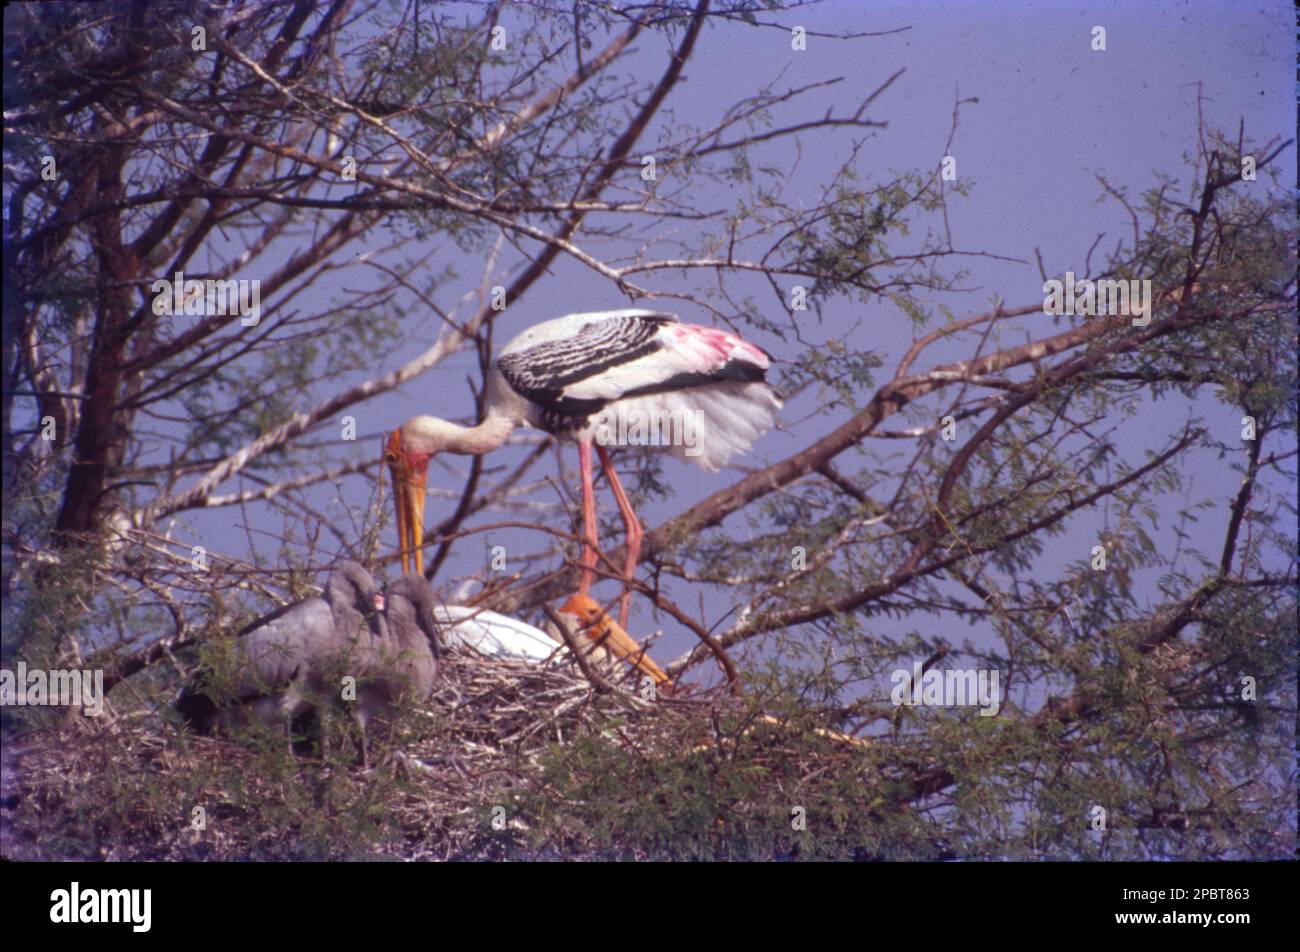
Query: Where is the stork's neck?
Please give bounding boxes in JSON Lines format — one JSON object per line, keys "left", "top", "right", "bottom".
{"left": 403, "top": 412, "right": 517, "bottom": 456}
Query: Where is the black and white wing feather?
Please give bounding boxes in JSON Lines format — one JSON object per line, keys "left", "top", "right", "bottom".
{"left": 493, "top": 309, "right": 780, "bottom": 469}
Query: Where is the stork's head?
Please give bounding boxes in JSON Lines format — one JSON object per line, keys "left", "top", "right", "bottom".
{"left": 387, "top": 414, "right": 515, "bottom": 575}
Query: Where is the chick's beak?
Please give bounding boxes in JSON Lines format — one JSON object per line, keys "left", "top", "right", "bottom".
{"left": 386, "top": 429, "right": 428, "bottom": 576}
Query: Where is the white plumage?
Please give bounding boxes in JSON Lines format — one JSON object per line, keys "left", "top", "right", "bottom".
{"left": 597, "top": 381, "right": 781, "bottom": 471}
{"left": 493, "top": 310, "right": 779, "bottom": 447}
{"left": 436, "top": 605, "right": 560, "bottom": 662}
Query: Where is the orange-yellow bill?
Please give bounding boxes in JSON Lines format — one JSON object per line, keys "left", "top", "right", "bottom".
{"left": 561, "top": 594, "right": 670, "bottom": 687}
{"left": 386, "top": 429, "right": 428, "bottom": 576}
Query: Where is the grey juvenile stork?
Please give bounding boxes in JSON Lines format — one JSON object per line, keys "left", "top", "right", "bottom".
{"left": 351, "top": 573, "right": 441, "bottom": 767}
{"left": 177, "top": 562, "right": 440, "bottom": 767}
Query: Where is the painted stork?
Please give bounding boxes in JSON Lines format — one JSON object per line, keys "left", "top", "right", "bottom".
{"left": 436, "top": 604, "right": 561, "bottom": 662}
{"left": 438, "top": 599, "right": 670, "bottom": 688}
{"left": 386, "top": 309, "right": 781, "bottom": 637}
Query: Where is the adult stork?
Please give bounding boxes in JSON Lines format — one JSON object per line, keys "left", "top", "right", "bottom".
{"left": 436, "top": 604, "right": 561, "bottom": 662}
{"left": 438, "top": 600, "right": 670, "bottom": 688}
{"left": 386, "top": 309, "right": 781, "bottom": 631}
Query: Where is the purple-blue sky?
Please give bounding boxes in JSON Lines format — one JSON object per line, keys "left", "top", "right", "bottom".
{"left": 170, "top": 0, "right": 1294, "bottom": 680}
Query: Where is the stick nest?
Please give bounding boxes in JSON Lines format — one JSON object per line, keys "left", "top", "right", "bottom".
{"left": 1, "top": 646, "right": 736, "bottom": 861}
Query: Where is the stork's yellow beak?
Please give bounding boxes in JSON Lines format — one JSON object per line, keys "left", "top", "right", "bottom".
{"left": 386, "top": 429, "right": 428, "bottom": 576}
{"left": 561, "top": 594, "right": 670, "bottom": 688}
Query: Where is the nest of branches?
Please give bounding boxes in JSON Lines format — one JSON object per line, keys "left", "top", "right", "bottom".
{"left": 388, "top": 647, "right": 731, "bottom": 860}
{"left": 0, "top": 644, "right": 751, "bottom": 861}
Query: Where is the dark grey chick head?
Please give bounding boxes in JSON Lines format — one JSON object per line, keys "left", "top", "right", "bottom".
{"left": 383, "top": 574, "right": 442, "bottom": 659}
{"left": 327, "top": 560, "right": 385, "bottom": 637}
{"left": 327, "top": 561, "right": 379, "bottom": 613}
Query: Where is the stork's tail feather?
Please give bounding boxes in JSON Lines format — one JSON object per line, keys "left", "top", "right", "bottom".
{"left": 666, "top": 379, "right": 781, "bottom": 472}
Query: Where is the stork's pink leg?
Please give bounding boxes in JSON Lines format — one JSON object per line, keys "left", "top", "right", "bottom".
{"left": 576, "top": 440, "right": 599, "bottom": 599}
{"left": 595, "top": 444, "right": 642, "bottom": 628}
